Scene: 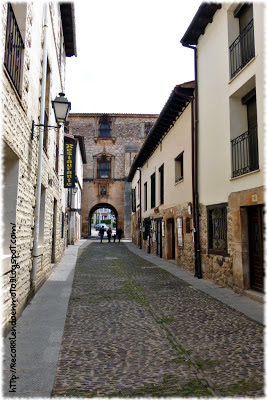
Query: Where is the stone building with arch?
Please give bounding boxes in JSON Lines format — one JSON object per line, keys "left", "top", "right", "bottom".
{"left": 66, "top": 113, "right": 158, "bottom": 238}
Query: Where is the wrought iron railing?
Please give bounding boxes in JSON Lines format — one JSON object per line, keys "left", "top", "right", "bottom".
{"left": 229, "top": 19, "right": 255, "bottom": 79}
{"left": 4, "top": 4, "right": 24, "bottom": 95}
{"left": 231, "top": 126, "right": 259, "bottom": 178}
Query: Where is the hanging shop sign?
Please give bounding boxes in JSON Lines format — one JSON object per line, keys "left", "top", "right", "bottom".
{"left": 177, "top": 217, "right": 183, "bottom": 247}
{"left": 132, "top": 188, "right": 136, "bottom": 212}
{"left": 64, "top": 137, "right": 76, "bottom": 188}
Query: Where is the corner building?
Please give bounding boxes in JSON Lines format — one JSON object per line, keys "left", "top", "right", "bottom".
{"left": 181, "top": 3, "right": 265, "bottom": 295}
{"left": 66, "top": 113, "right": 158, "bottom": 238}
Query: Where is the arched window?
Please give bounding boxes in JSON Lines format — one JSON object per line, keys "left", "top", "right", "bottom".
{"left": 100, "top": 123, "right": 111, "bottom": 138}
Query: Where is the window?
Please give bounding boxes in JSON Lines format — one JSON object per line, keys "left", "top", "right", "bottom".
{"left": 98, "top": 162, "right": 110, "bottom": 179}
{"left": 43, "top": 111, "right": 48, "bottom": 151}
{"left": 151, "top": 173, "right": 155, "bottom": 209}
{"left": 207, "top": 204, "right": 227, "bottom": 255}
{"left": 61, "top": 212, "right": 64, "bottom": 238}
{"left": 229, "top": 4, "right": 254, "bottom": 79}
{"left": 159, "top": 164, "right": 164, "bottom": 205}
{"left": 55, "top": 144, "right": 59, "bottom": 174}
{"left": 43, "top": 61, "right": 51, "bottom": 152}
{"left": 100, "top": 123, "right": 111, "bottom": 138}
{"left": 144, "top": 182, "right": 147, "bottom": 211}
{"left": 231, "top": 88, "right": 258, "bottom": 177}
{"left": 137, "top": 179, "right": 140, "bottom": 203}
{"left": 175, "top": 152, "right": 184, "bottom": 182}
{"left": 145, "top": 123, "right": 153, "bottom": 136}
{"left": 4, "top": 3, "right": 25, "bottom": 95}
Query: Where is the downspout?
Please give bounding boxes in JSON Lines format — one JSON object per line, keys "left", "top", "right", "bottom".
{"left": 137, "top": 168, "right": 142, "bottom": 249}
{"left": 31, "top": 3, "right": 49, "bottom": 282}
{"left": 182, "top": 43, "right": 202, "bottom": 279}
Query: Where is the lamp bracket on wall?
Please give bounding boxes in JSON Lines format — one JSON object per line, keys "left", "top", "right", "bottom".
{"left": 31, "top": 120, "right": 61, "bottom": 140}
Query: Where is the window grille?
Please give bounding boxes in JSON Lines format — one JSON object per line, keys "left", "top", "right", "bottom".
{"left": 231, "top": 126, "right": 258, "bottom": 177}
{"left": 208, "top": 205, "right": 227, "bottom": 254}
{"left": 4, "top": 4, "right": 24, "bottom": 95}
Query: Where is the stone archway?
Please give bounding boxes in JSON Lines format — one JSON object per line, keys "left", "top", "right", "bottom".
{"left": 88, "top": 203, "right": 118, "bottom": 236}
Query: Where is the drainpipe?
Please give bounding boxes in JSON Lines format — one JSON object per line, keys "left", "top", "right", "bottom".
{"left": 31, "top": 3, "right": 49, "bottom": 282}
{"left": 182, "top": 43, "right": 202, "bottom": 279}
{"left": 137, "top": 168, "right": 142, "bottom": 249}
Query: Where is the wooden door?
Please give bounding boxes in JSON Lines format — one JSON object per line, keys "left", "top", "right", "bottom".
{"left": 156, "top": 220, "right": 162, "bottom": 258}
{"left": 248, "top": 205, "right": 264, "bottom": 292}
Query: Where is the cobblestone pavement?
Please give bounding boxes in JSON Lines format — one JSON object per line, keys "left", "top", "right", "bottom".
{"left": 51, "top": 241, "right": 264, "bottom": 397}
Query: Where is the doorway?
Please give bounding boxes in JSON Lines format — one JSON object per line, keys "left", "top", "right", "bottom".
{"left": 156, "top": 219, "right": 162, "bottom": 258}
{"left": 51, "top": 199, "right": 57, "bottom": 263}
{"left": 248, "top": 205, "right": 264, "bottom": 292}
{"left": 167, "top": 218, "right": 175, "bottom": 260}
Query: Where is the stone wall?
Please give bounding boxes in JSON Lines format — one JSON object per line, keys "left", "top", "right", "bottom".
{"left": 1, "top": 2, "right": 69, "bottom": 333}
{"left": 199, "top": 185, "right": 264, "bottom": 293}
{"left": 132, "top": 203, "right": 195, "bottom": 273}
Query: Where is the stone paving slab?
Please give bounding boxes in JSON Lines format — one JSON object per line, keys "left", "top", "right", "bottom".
{"left": 52, "top": 241, "right": 264, "bottom": 397}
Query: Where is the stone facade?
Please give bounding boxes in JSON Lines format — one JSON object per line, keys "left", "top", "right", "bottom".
{"left": 66, "top": 114, "right": 158, "bottom": 238}
{"left": 1, "top": 3, "right": 76, "bottom": 333}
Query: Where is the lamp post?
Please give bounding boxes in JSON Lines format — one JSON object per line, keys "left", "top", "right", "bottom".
{"left": 31, "top": 92, "right": 71, "bottom": 282}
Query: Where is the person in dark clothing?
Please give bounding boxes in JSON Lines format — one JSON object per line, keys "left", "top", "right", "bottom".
{"left": 99, "top": 226, "right": 105, "bottom": 243}
{"left": 117, "top": 227, "right": 123, "bottom": 243}
{"left": 107, "top": 227, "right": 112, "bottom": 243}
{"left": 113, "top": 232, "right": 116, "bottom": 242}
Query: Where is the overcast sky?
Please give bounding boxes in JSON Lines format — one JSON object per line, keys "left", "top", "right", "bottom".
{"left": 66, "top": 0, "right": 202, "bottom": 115}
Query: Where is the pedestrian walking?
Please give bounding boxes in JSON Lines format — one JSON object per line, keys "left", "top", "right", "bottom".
{"left": 99, "top": 226, "right": 105, "bottom": 243}
{"left": 117, "top": 227, "right": 123, "bottom": 243}
{"left": 113, "top": 232, "right": 116, "bottom": 242}
{"left": 107, "top": 227, "right": 112, "bottom": 243}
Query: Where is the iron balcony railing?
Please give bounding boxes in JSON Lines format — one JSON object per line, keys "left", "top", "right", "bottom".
{"left": 231, "top": 126, "right": 259, "bottom": 178}
{"left": 4, "top": 4, "right": 24, "bottom": 95}
{"left": 229, "top": 19, "right": 255, "bottom": 79}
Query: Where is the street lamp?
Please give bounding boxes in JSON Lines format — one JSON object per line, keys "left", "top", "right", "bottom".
{"left": 31, "top": 92, "right": 71, "bottom": 139}
{"left": 52, "top": 92, "right": 71, "bottom": 124}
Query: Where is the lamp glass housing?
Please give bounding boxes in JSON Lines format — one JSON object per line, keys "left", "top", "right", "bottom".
{"left": 52, "top": 92, "right": 71, "bottom": 124}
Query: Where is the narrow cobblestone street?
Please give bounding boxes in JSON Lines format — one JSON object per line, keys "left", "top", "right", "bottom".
{"left": 51, "top": 241, "right": 264, "bottom": 397}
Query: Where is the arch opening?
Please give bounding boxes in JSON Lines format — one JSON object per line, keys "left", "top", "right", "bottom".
{"left": 88, "top": 203, "right": 118, "bottom": 237}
